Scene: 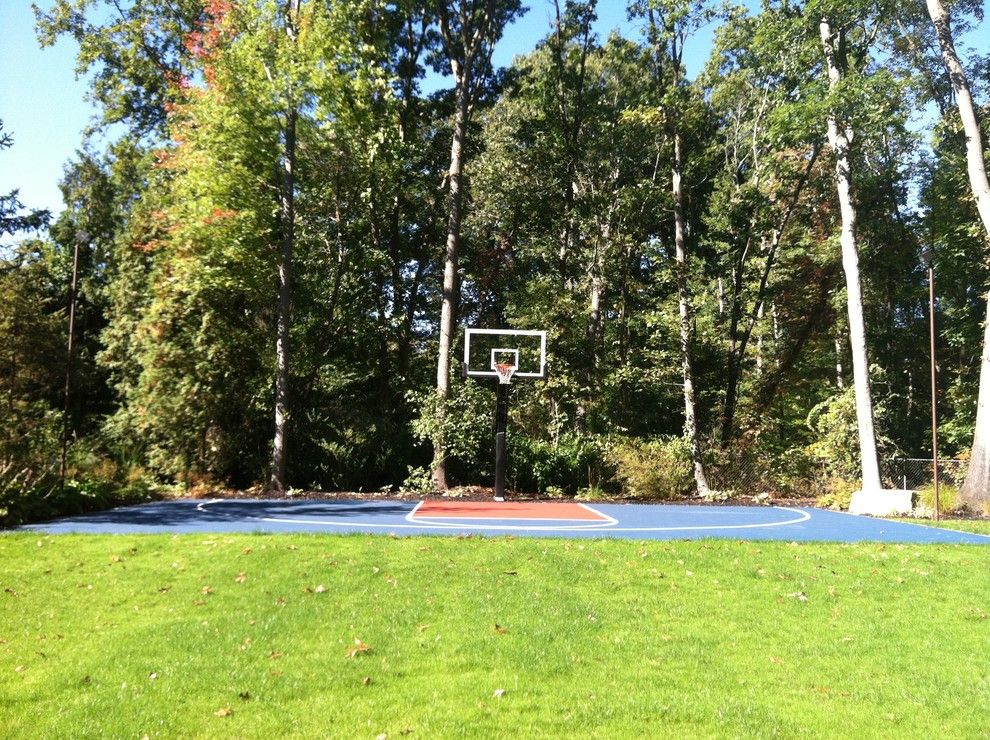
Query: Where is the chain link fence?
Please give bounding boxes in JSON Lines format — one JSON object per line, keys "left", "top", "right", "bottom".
{"left": 880, "top": 458, "right": 965, "bottom": 491}
{"left": 705, "top": 453, "right": 963, "bottom": 497}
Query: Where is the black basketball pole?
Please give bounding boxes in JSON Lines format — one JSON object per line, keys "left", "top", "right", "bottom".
{"left": 494, "top": 382, "right": 509, "bottom": 501}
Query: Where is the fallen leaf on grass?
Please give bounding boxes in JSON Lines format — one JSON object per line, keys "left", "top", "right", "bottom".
{"left": 493, "top": 688, "right": 506, "bottom": 698}
{"left": 202, "top": 586, "right": 214, "bottom": 595}
{"left": 788, "top": 591, "right": 808, "bottom": 602}
{"left": 493, "top": 624, "right": 509, "bottom": 635}
{"left": 148, "top": 672, "right": 158, "bottom": 680}
{"left": 362, "top": 676, "right": 371, "bottom": 686}
{"left": 346, "top": 639, "right": 371, "bottom": 658}
{"left": 14, "top": 665, "right": 25, "bottom": 673}
{"left": 235, "top": 573, "right": 247, "bottom": 584}
{"left": 239, "top": 691, "right": 251, "bottom": 701}
{"left": 215, "top": 707, "right": 233, "bottom": 717}
{"left": 270, "top": 651, "right": 284, "bottom": 660}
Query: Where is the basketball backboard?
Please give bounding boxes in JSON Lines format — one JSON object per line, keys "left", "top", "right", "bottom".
{"left": 463, "top": 328, "right": 547, "bottom": 381}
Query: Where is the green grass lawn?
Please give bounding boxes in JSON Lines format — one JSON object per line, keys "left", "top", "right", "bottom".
{"left": 893, "top": 517, "right": 990, "bottom": 536}
{"left": 2, "top": 533, "right": 989, "bottom": 738}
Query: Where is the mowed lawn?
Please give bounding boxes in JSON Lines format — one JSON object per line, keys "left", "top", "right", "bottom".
{"left": 2, "top": 533, "right": 989, "bottom": 738}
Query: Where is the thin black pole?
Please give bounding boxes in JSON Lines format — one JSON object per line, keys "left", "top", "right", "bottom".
{"left": 60, "top": 236, "right": 82, "bottom": 490}
{"left": 928, "top": 261, "right": 940, "bottom": 521}
{"left": 494, "top": 382, "right": 508, "bottom": 501}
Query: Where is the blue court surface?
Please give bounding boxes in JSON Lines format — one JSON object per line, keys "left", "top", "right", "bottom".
{"left": 15, "top": 498, "right": 990, "bottom": 544}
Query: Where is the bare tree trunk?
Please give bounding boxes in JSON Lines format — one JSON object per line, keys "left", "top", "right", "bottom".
{"left": 820, "top": 19, "right": 882, "bottom": 493}
{"left": 927, "top": 0, "right": 990, "bottom": 507}
{"left": 673, "top": 134, "right": 710, "bottom": 495}
{"left": 270, "top": 106, "right": 296, "bottom": 492}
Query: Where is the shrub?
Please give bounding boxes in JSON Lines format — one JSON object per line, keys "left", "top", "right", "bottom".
{"left": 914, "top": 483, "right": 959, "bottom": 517}
{"left": 815, "top": 478, "right": 858, "bottom": 510}
{"left": 508, "top": 432, "right": 605, "bottom": 495}
{"left": 409, "top": 380, "right": 495, "bottom": 482}
{"left": 401, "top": 465, "right": 435, "bottom": 495}
{"left": 608, "top": 436, "right": 693, "bottom": 500}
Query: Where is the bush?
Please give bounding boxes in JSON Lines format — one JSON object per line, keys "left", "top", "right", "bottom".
{"left": 608, "top": 436, "right": 694, "bottom": 500}
{"left": 0, "top": 415, "right": 160, "bottom": 527}
{"left": 409, "top": 380, "right": 495, "bottom": 483}
{"left": 914, "top": 483, "right": 959, "bottom": 517}
{"left": 401, "top": 465, "right": 435, "bottom": 495}
{"left": 815, "top": 478, "right": 858, "bottom": 510}
{"left": 507, "top": 432, "right": 605, "bottom": 495}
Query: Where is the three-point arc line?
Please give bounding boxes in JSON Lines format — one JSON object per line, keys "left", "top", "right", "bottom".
{"left": 194, "top": 499, "right": 813, "bottom": 533}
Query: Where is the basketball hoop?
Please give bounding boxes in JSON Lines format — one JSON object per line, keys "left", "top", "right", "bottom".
{"left": 494, "top": 362, "right": 516, "bottom": 385}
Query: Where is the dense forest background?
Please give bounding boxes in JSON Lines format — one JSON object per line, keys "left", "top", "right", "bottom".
{"left": 2, "top": 0, "right": 989, "bottom": 523}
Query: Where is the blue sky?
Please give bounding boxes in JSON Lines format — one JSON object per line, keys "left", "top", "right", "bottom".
{"left": 1, "top": 1, "right": 986, "bottom": 221}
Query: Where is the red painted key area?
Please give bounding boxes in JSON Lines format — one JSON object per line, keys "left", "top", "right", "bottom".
{"left": 413, "top": 500, "right": 610, "bottom": 521}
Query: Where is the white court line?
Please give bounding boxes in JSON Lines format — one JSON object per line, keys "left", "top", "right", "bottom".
{"left": 195, "top": 500, "right": 812, "bottom": 533}
{"left": 826, "top": 509, "right": 990, "bottom": 540}
{"left": 403, "top": 500, "right": 619, "bottom": 527}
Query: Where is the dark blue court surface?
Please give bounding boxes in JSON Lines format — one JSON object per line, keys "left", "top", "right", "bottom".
{"left": 14, "top": 498, "right": 990, "bottom": 544}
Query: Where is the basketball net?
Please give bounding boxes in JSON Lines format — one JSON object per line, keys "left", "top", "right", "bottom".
{"left": 494, "top": 362, "right": 516, "bottom": 385}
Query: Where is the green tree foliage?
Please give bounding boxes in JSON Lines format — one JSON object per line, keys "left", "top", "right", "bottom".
{"left": 4, "top": 0, "right": 987, "bottom": 511}
{"left": 1, "top": 122, "right": 50, "bottom": 237}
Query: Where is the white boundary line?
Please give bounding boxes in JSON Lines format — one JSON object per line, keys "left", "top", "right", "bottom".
{"left": 195, "top": 500, "right": 812, "bottom": 533}
{"left": 403, "top": 500, "right": 619, "bottom": 525}
{"left": 825, "top": 509, "right": 990, "bottom": 540}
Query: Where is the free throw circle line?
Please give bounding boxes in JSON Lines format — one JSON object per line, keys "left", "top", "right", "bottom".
{"left": 195, "top": 500, "right": 812, "bottom": 532}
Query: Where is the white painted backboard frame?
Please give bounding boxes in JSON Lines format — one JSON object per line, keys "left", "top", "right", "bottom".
{"left": 463, "top": 328, "right": 547, "bottom": 380}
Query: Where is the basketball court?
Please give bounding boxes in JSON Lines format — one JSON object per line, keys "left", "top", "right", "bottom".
{"left": 17, "top": 498, "right": 990, "bottom": 543}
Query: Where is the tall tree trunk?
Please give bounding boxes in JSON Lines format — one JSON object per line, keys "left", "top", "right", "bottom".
{"left": 820, "top": 19, "right": 882, "bottom": 493}
{"left": 673, "top": 133, "right": 710, "bottom": 495}
{"left": 432, "top": 66, "right": 471, "bottom": 491}
{"left": 270, "top": 106, "right": 296, "bottom": 492}
{"left": 927, "top": 0, "right": 990, "bottom": 506}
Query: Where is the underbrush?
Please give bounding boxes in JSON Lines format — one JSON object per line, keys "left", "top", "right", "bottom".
{"left": 1, "top": 438, "right": 159, "bottom": 528}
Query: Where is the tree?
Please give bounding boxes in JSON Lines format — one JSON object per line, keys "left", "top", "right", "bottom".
{"left": 0, "top": 122, "right": 50, "bottom": 239}
{"left": 817, "top": 11, "right": 882, "bottom": 494}
{"left": 34, "top": 0, "right": 202, "bottom": 139}
{"left": 431, "top": 0, "right": 523, "bottom": 491}
{"left": 702, "top": 14, "right": 824, "bottom": 446}
{"left": 634, "top": 0, "right": 728, "bottom": 495}
{"left": 926, "top": 0, "right": 990, "bottom": 507}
